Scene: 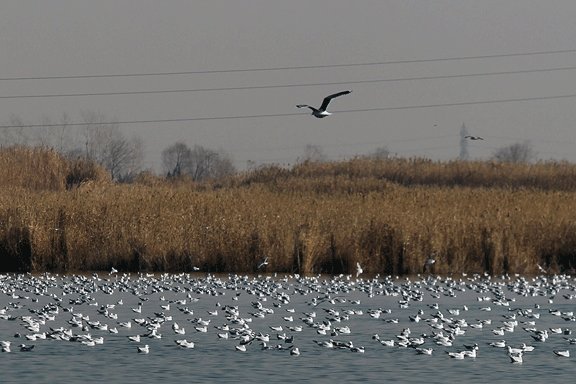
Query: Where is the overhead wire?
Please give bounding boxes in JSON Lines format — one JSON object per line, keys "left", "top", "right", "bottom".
{"left": 1, "top": 47, "right": 576, "bottom": 81}
{"left": 2, "top": 93, "right": 576, "bottom": 129}
{"left": 2, "top": 64, "right": 576, "bottom": 99}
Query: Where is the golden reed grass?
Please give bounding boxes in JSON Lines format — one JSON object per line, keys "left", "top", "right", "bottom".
{"left": 1, "top": 147, "right": 575, "bottom": 275}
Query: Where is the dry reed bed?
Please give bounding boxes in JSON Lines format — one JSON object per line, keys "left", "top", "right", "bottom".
{"left": 0, "top": 147, "right": 576, "bottom": 275}
{"left": 1, "top": 181, "right": 576, "bottom": 275}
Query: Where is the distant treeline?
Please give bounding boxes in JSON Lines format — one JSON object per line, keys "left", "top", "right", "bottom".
{"left": 0, "top": 146, "right": 575, "bottom": 275}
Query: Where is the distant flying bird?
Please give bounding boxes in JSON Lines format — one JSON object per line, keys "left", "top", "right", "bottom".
{"left": 356, "top": 262, "right": 363, "bottom": 277}
{"left": 464, "top": 135, "right": 484, "bottom": 140}
{"left": 257, "top": 257, "right": 269, "bottom": 270}
{"left": 423, "top": 254, "right": 436, "bottom": 273}
{"left": 297, "top": 90, "right": 352, "bottom": 118}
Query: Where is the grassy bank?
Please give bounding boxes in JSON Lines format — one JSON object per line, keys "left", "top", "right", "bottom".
{"left": 1, "top": 147, "right": 575, "bottom": 275}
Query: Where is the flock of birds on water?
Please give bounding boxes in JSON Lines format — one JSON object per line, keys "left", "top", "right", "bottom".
{"left": 1, "top": 265, "right": 575, "bottom": 366}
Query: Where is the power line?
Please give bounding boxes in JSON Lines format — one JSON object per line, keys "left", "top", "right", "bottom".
{"left": 2, "top": 92, "right": 576, "bottom": 129}
{"left": 2, "top": 65, "right": 576, "bottom": 100}
{"left": 2, "top": 48, "right": 576, "bottom": 81}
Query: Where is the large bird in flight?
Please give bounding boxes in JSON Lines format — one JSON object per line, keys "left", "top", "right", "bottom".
{"left": 297, "top": 90, "right": 352, "bottom": 118}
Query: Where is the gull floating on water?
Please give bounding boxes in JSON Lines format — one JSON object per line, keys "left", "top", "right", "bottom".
{"left": 137, "top": 344, "right": 149, "bottom": 354}
{"left": 509, "top": 353, "right": 523, "bottom": 364}
{"left": 19, "top": 344, "right": 35, "bottom": 352}
{"left": 175, "top": 339, "right": 195, "bottom": 349}
{"left": 553, "top": 350, "right": 570, "bottom": 358}
{"left": 297, "top": 90, "right": 352, "bottom": 118}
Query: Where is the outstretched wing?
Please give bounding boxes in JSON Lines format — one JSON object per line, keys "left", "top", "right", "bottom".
{"left": 319, "top": 90, "right": 352, "bottom": 111}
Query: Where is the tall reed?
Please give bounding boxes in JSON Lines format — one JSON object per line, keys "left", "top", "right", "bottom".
{"left": 1, "top": 147, "right": 575, "bottom": 275}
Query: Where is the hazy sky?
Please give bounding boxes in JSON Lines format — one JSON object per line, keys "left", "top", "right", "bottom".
{"left": 2, "top": 1, "right": 576, "bottom": 171}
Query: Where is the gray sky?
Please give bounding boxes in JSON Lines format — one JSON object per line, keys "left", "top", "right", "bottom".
{"left": 2, "top": 1, "right": 576, "bottom": 171}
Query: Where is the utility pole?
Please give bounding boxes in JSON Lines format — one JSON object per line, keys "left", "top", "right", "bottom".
{"left": 459, "top": 123, "right": 469, "bottom": 160}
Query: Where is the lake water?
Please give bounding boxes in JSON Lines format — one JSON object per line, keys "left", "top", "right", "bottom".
{"left": 1, "top": 273, "right": 575, "bottom": 383}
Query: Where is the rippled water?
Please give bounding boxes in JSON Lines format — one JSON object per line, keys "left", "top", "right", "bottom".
{"left": 1, "top": 273, "right": 575, "bottom": 384}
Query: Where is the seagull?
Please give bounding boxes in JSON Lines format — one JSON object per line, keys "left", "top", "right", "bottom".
{"left": 1, "top": 341, "right": 11, "bottom": 353}
{"left": 257, "top": 257, "right": 269, "bottom": 270}
{"left": 356, "top": 262, "right": 363, "bottom": 278}
{"left": 297, "top": 90, "right": 352, "bottom": 118}
{"left": 19, "top": 344, "right": 35, "bottom": 352}
{"left": 464, "top": 135, "right": 484, "bottom": 140}
{"left": 290, "top": 347, "right": 301, "bottom": 356}
{"left": 128, "top": 335, "right": 141, "bottom": 343}
{"left": 415, "top": 347, "right": 433, "bottom": 355}
{"left": 553, "top": 350, "right": 570, "bottom": 358}
{"left": 175, "top": 339, "right": 195, "bottom": 349}
{"left": 521, "top": 343, "right": 535, "bottom": 352}
{"left": 509, "top": 353, "right": 523, "bottom": 364}
{"left": 137, "top": 345, "right": 149, "bottom": 354}
{"left": 423, "top": 254, "right": 436, "bottom": 273}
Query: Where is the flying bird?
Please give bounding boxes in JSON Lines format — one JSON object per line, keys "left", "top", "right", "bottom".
{"left": 257, "top": 257, "right": 269, "bottom": 270}
{"left": 464, "top": 135, "right": 484, "bottom": 140}
{"left": 423, "top": 253, "right": 436, "bottom": 273}
{"left": 297, "top": 90, "right": 352, "bottom": 118}
{"left": 356, "top": 262, "right": 363, "bottom": 277}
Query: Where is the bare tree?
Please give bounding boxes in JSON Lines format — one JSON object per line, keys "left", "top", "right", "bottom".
{"left": 2, "top": 113, "right": 85, "bottom": 156}
{"left": 105, "top": 135, "right": 143, "bottom": 182}
{"left": 188, "top": 145, "right": 235, "bottom": 181}
{"left": 0, "top": 115, "right": 30, "bottom": 146}
{"left": 162, "top": 142, "right": 235, "bottom": 181}
{"left": 493, "top": 141, "right": 536, "bottom": 163}
{"left": 368, "top": 146, "right": 391, "bottom": 160}
{"left": 300, "top": 144, "right": 327, "bottom": 163}
{"left": 162, "top": 142, "right": 191, "bottom": 177}
{"left": 81, "top": 111, "right": 143, "bottom": 181}
{"left": 37, "top": 113, "right": 77, "bottom": 153}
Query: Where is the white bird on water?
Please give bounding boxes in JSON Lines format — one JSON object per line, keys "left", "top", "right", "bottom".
{"left": 553, "top": 350, "right": 570, "bottom": 358}
{"left": 509, "top": 353, "right": 523, "bottom": 364}
{"left": 297, "top": 90, "right": 352, "bottom": 118}
{"left": 175, "top": 339, "right": 195, "bottom": 349}
{"left": 137, "top": 344, "right": 149, "bottom": 354}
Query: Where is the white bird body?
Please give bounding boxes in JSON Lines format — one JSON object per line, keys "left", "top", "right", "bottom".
{"left": 257, "top": 257, "right": 269, "bottom": 270}
{"left": 509, "top": 353, "right": 523, "bottom": 364}
{"left": 356, "top": 262, "right": 363, "bottom": 277}
{"left": 128, "top": 335, "right": 141, "bottom": 342}
{"left": 415, "top": 347, "right": 433, "bottom": 355}
{"left": 521, "top": 343, "right": 535, "bottom": 352}
{"left": 137, "top": 344, "right": 149, "bottom": 354}
{"left": 175, "top": 339, "right": 195, "bottom": 349}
